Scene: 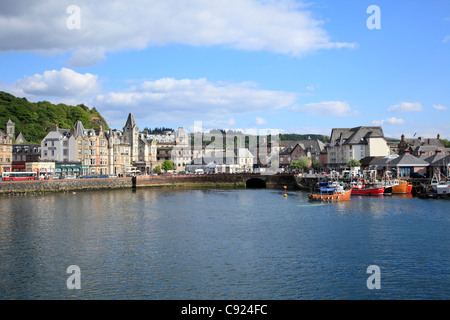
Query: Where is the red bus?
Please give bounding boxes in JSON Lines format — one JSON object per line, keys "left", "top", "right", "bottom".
{"left": 2, "top": 172, "right": 38, "bottom": 181}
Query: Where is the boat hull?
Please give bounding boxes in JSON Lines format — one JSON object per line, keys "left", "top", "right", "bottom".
{"left": 308, "top": 189, "right": 352, "bottom": 201}
{"left": 351, "top": 186, "right": 385, "bottom": 196}
{"left": 383, "top": 185, "right": 393, "bottom": 194}
{"left": 392, "top": 181, "right": 412, "bottom": 194}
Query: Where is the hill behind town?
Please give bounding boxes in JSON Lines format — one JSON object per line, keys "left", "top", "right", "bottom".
{"left": 0, "top": 91, "right": 109, "bottom": 144}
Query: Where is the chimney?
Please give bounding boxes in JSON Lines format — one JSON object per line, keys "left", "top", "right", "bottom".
{"left": 437, "top": 134, "right": 440, "bottom": 140}
{"left": 50, "top": 124, "right": 58, "bottom": 132}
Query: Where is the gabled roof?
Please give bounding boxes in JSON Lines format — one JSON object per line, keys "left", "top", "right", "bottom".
{"left": 427, "top": 154, "right": 449, "bottom": 166}
{"left": 388, "top": 153, "right": 429, "bottom": 167}
{"left": 279, "top": 143, "right": 302, "bottom": 155}
{"left": 330, "top": 126, "right": 385, "bottom": 145}
{"left": 405, "top": 137, "right": 444, "bottom": 148}
{"left": 73, "top": 120, "right": 87, "bottom": 138}
{"left": 424, "top": 153, "right": 445, "bottom": 164}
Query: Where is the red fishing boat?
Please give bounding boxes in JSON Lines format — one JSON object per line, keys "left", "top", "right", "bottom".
{"left": 351, "top": 181, "right": 385, "bottom": 196}
{"left": 351, "top": 185, "right": 385, "bottom": 196}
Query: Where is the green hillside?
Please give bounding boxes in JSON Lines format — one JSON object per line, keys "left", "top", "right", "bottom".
{"left": 0, "top": 91, "right": 109, "bottom": 143}
{"left": 279, "top": 133, "right": 330, "bottom": 143}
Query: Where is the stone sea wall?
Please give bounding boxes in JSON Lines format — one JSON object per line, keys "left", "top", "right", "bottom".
{"left": 0, "top": 173, "right": 297, "bottom": 194}
{"left": 0, "top": 177, "right": 132, "bottom": 194}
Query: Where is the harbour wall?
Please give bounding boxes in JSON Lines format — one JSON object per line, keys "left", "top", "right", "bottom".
{"left": 0, "top": 173, "right": 298, "bottom": 194}
{"left": 0, "top": 177, "right": 132, "bottom": 194}
{"left": 133, "top": 173, "right": 298, "bottom": 190}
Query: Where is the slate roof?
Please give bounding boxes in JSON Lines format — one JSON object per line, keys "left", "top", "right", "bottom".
{"left": 125, "top": 113, "right": 137, "bottom": 128}
{"left": 73, "top": 120, "right": 87, "bottom": 138}
{"left": 330, "top": 126, "right": 385, "bottom": 145}
{"left": 280, "top": 139, "right": 326, "bottom": 154}
{"left": 427, "top": 154, "right": 450, "bottom": 166}
{"left": 387, "top": 153, "right": 430, "bottom": 167}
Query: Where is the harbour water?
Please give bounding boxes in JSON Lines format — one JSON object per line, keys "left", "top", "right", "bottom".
{"left": 0, "top": 188, "right": 448, "bottom": 300}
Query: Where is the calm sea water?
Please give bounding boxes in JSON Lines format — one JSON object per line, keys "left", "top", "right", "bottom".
{"left": 0, "top": 188, "right": 448, "bottom": 300}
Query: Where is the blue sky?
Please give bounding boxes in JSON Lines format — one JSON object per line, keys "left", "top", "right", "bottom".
{"left": 1, "top": 0, "right": 449, "bottom": 139}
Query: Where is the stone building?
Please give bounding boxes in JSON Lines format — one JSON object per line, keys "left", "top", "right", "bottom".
{"left": 0, "top": 124, "right": 13, "bottom": 175}
{"left": 397, "top": 134, "right": 445, "bottom": 157}
{"left": 327, "top": 126, "right": 390, "bottom": 168}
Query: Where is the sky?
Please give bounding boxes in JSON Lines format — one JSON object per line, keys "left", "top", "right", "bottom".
{"left": 0, "top": 0, "right": 449, "bottom": 139}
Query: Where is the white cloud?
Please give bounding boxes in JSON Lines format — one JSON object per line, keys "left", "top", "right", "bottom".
{"left": 372, "top": 117, "right": 405, "bottom": 125}
{"left": 290, "top": 101, "right": 359, "bottom": 117}
{"left": 203, "top": 118, "right": 237, "bottom": 130}
{"left": 433, "top": 104, "right": 448, "bottom": 110}
{"left": 388, "top": 102, "right": 424, "bottom": 113}
{"left": 66, "top": 47, "right": 106, "bottom": 68}
{"left": 256, "top": 117, "right": 267, "bottom": 125}
{"left": 443, "top": 35, "right": 450, "bottom": 43}
{"left": 0, "top": 0, "right": 355, "bottom": 61}
{"left": 12, "top": 67, "right": 101, "bottom": 98}
{"left": 94, "top": 77, "right": 298, "bottom": 124}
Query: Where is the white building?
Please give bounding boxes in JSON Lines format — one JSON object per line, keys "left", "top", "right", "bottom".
{"left": 41, "top": 124, "right": 76, "bottom": 162}
{"left": 327, "top": 126, "right": 390, "bottom": 167}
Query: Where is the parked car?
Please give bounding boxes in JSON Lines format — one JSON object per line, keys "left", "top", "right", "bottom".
{"left": 410, "top": 172, "right": 426, "bottom": 178}
{"left": 108, "top": 174, "right": 118, "bottom": 178}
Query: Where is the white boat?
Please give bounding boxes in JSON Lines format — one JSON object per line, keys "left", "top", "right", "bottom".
{"left": 429, "top": 174, "right": 450, "bottom": 197}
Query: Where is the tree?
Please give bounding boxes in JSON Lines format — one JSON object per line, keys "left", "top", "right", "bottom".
{"left": 290, "top": 157, "right": 309, "bottom": 172}
{"left": 161, "top": 160, "right": 174, "bottom": 172}
{"left": 154, "top": 166, "right": 161, "bottom": 174}
{"left": 441, "top": 138, "right": 450, "bottom": 148}
{"left": 311, "top": 158, "right": 320, "bottom": 169}
{"left": 347, "top": 158, "right": 361, "bottom": 167}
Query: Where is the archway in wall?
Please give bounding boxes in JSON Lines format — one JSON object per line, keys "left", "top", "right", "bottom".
{"left": 246, "top": 178, "right": 267, "bottom": 189}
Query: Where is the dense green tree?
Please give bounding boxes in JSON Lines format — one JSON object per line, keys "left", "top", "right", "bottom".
{"left": 441, "top": 139, "right": 450, "bottom": 148}
{"left": 161, "top": 160, "right": 174, "bottom": 172}
{"left": 347, "top": 159, "right": 361, "bottom": 167}
{"left": 0, "top": 91, "right": 109, "bottom": 143}
{"left": 290, "top": 156, "right": 309, "bottom": 171}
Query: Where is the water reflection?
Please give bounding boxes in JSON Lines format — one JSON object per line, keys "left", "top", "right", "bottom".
{"left": 0, "top": 189, "right": 449, "bottom": 299}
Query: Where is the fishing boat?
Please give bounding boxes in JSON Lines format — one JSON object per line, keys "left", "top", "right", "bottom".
{"left": 428, "top": 174, "right": 450, "bottom": 198}
{"left": 391, "top": 181, "right": 412, "bottom": 194}
{"left": 308, "top": 182, "right": 352, "bottom": 201}
{"left": 351, "top": 181, "right": 385, "bottom": 196}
